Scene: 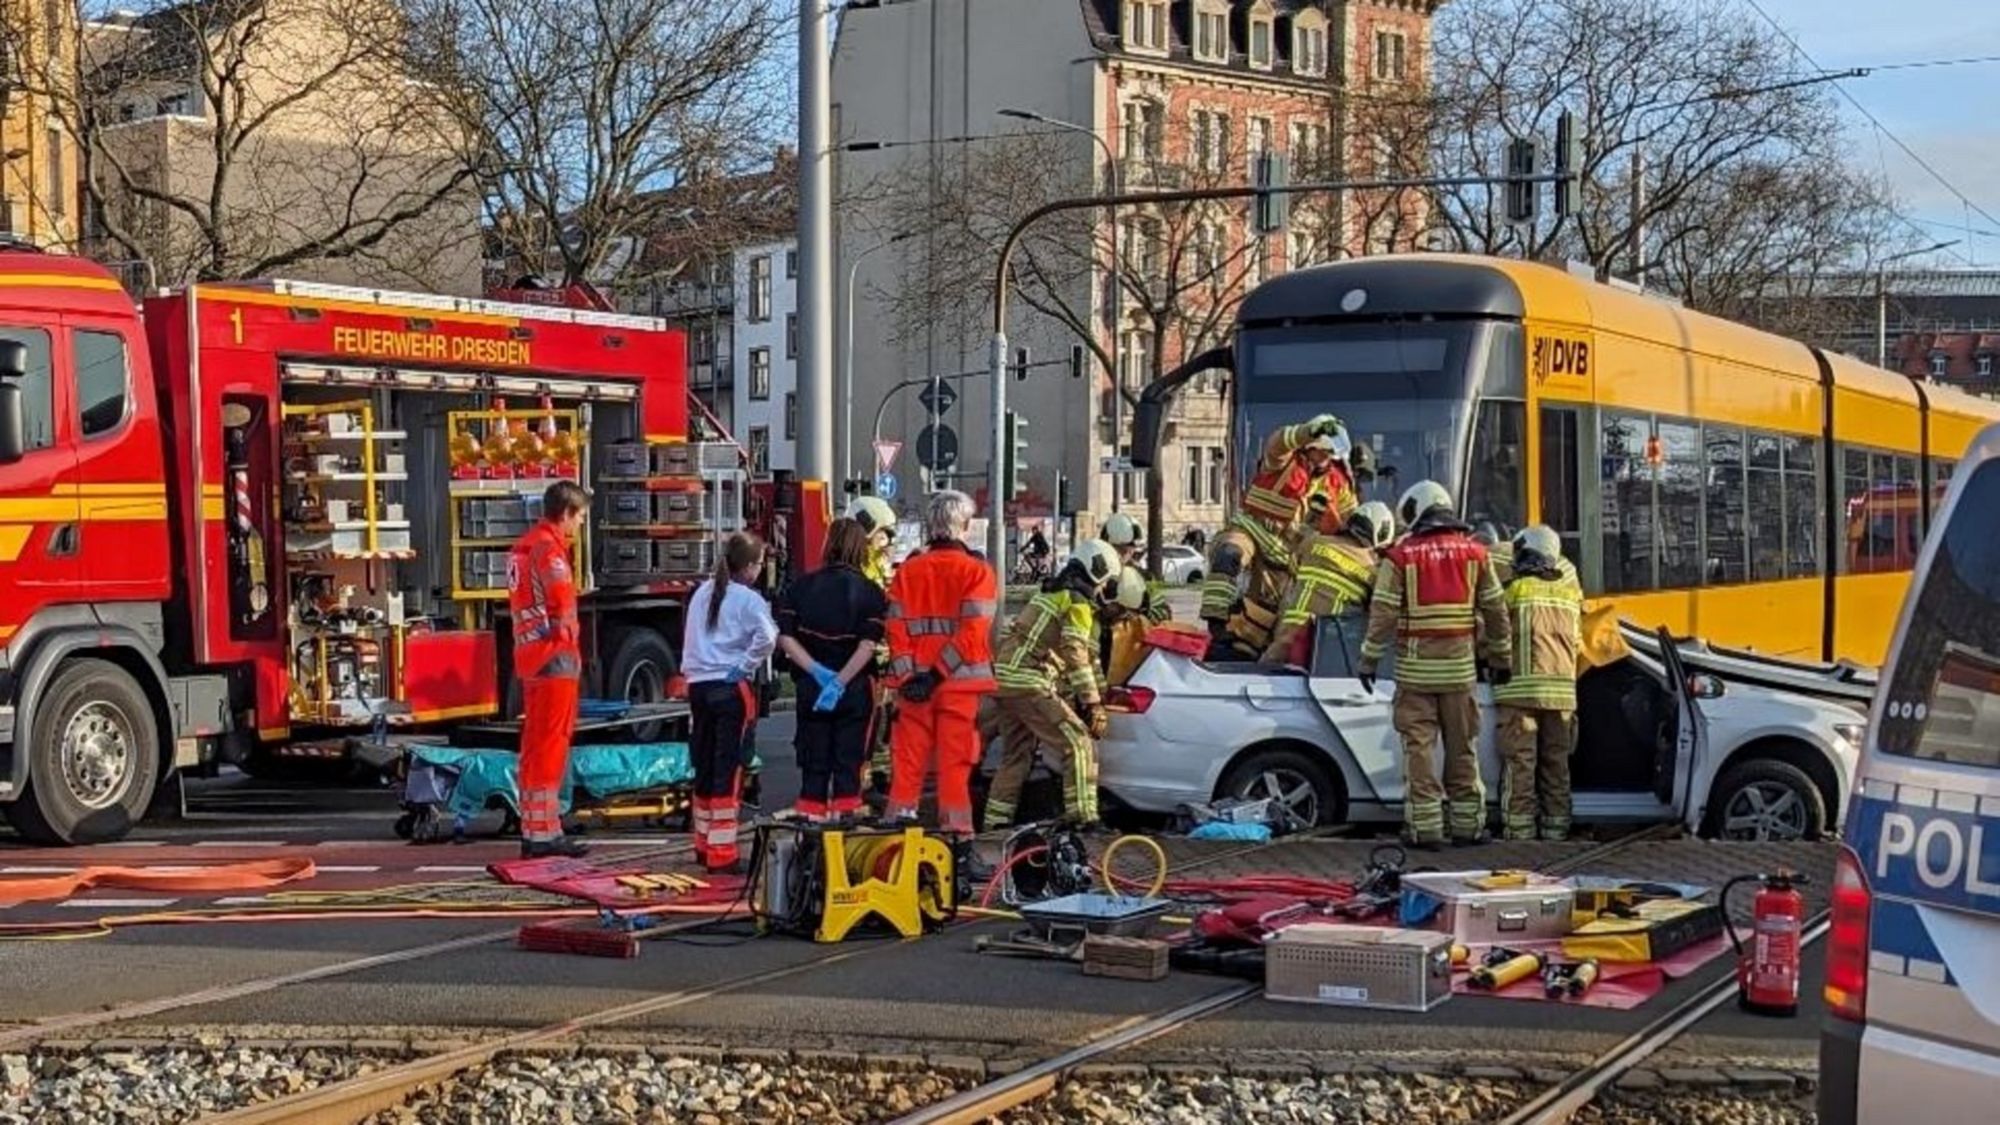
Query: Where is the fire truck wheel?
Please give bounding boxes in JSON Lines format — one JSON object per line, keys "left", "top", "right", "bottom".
{"left": 605, "top": 627, "right": 677, "bottom": 743}
{"left": 5, "top": 659, "right": 162, "bottom": 846}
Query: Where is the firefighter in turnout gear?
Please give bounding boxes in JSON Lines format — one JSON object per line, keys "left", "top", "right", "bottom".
{"left": 1262, "top": 500, "right": 1395, "bottom": 665}
{"left": 1201, "top": 414, "right": 1353, "bottom": 660}
{"left": 1495, "top": 525, "right": 1584, "bottom": 841}
{"left": 985, "top": 540, "right": 1121, "bottom": 831}
{"left": 508, "top": 482, "right": 591, "bottom": 859}
{"left": 1100, "top": 513, "right": 1170, "bottom": 625}
{"left": 1359, "top": 481, "right": 1512, "bottom": 847}
{"left": 848, "top": 496, "right": 899, "bottom": 796}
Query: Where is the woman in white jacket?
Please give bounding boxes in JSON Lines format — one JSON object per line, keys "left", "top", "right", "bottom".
{"left": 681, "top": 531, "right": 776, "bottom": 873}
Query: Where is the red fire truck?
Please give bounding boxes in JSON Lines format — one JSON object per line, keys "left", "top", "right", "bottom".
{"left": 0, "top": 249, "right": 827, "bottom": 844}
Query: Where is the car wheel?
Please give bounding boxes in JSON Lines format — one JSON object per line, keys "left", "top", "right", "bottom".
{"left": 1703, "top": 758, "right": 1827, "bottom": 842}
{"left": 1185, "top": 570, "right": 1203, "bottom": 585}
{"left": 1217, "top": 747, "right": 1345, "bottom": 832}
{"left": 605, "top": 627, "right": 677, "bottom": 743}
{"left": 4, "top": 660, "right": 162, "bottom": 846}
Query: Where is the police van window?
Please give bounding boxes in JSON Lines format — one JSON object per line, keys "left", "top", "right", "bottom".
{"left": 1704, "top": 425, "right": 1747, "bottom": 584}
{"left": 1878, "top": 458, "right": 2000, "bottom": 769}
{"left": 0, "top": 326, "right": 55, "bottom": 451}
{"left": 74, "top": 330, "right": 129, "bottom": 439}
{"left": 1600, "top": 413, "right": 1655, "bottom": 593}
{"left": 1537, "top": 406, "right": 1581, "bottom": 563}
{"left": 1657, "top": 419, "right": 1702, "bottom": 589}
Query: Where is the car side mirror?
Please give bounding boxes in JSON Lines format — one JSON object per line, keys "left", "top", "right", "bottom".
{"left": 0, "top": 339, "right": 27, "bottom": 465}
{"left": 1687, "top": 673, "right": 1725, "bottom": 700}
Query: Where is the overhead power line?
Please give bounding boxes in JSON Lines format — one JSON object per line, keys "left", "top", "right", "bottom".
{"left": 1863, "top": 54, "right": 2000, "bottom": 73}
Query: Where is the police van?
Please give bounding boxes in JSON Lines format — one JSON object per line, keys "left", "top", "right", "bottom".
{"left": 1820, "top": 423, "right": 2000, "bottom": 1123}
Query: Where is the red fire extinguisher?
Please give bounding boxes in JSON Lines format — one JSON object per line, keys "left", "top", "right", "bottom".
{"left": 1723, "top": 870, "right": 1809, "bottom": 1016}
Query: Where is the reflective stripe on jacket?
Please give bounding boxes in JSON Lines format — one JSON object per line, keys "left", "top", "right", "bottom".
{"left": 884, "top": 539, "right": 998, "bottom": 692}
{"left": 1494, "top": 571, "right": 1584, "bottom": 709}
{"left": 1360, "top": 524, "right": 1509, "bottom": 690}
{"left": 1240, "top": 422, "right": 1320, "bottom": 527}
{"left": 1277, "top": 533, "right": 1375, "bottom": 629}
{"left": 509, "top": 521, "right": 580, "bottom": 680}
{"left": 995, "top": 588, "right": 1103, "bottom": 703}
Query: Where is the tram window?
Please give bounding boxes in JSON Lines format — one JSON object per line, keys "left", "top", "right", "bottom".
{"left": 1897, "top": 455, "right": 1921, "bottom": 561}
{"left": 1601, "top": 413, "right": 1656, "bottom": 593}
{"left": 1842, "top": 448, "right": 1878, "bottom": 574}
{"left": 1704, "top": 426, "right": 1748, "bottom": 584}
{"left": 1539, "top": 406, "right": 1582, "bottom": 562}
{"left": 1465, "top": 399, "right": 1526, "bottom": 537}
{"left": 1935, "top": 459, "right": 1956, "bottom": 517}
{"left": 1656, "top": 421, "right": 1703, "bottom": 588}
{"left": 1785, "top": 436, "right": 1821, "bottom": 578}
{"left": 1747, "top": 431, "right": 1786, "bottom": 581}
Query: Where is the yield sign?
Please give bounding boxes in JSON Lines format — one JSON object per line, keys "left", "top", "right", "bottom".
{"left": 873, "top": 439, "right": 903, "bottom": 474}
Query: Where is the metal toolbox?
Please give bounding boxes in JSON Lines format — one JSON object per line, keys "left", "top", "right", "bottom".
{"left": 1398, "top": 870, "right": 1576, "bottom": 945}
{"left": 601, "top": 487, "right": 654, "bottom": 527}
{"left": 459, "top": 548, "right": 509, "bottom": 589}
{"left": 602, "top": 442, "right": 650, "bottom": 479}
{"left": 654, "top": 483, "right": 744, "bottom": 530}
{"left": 655, "top": 537, "right": 717, "bottom": 576}
{"left": 652, "top": 441, "right": 739, "bottom": 477}
{"left": 596, "top": 537, "right": 659, "bottom": 586}
{"left": 1264, "top": 924, "right": 1454, "bottom": 1012}
{"left": 459, "top": 497, "right": 532, "bottom": 540}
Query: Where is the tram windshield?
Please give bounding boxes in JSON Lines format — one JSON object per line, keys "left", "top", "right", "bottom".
{"left": 1235, "top": 319, "right": 1526, "bottom": 533}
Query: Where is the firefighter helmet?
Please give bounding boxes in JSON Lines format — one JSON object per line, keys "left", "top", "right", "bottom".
{"left": 1066, "top": 538, "right": 1122, "bottom": 591}
{"left": 1396, "top": 480, "right": 1454, "bottom": 528}
{"left": 1101, "top": 512, "right": 1142, "bottom": 549}
{"left": 847, "top": 496, "right": 896, "bottom": 537}
{"left": 1512, "top": 524, "right": 1563, "bottom": 569}
{"left": 1114, "top": 566, "right": 1147, "bottom": 610}
{"left": 1348, "top": 501, "right": 1396, "bottom": 550}
{"left": 1305, "top": 421, "right": 1353, "bottom": 462}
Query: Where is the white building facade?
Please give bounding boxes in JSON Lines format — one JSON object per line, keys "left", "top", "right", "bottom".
{"left": 732, "top": 238, "right": 802, "bottom": 476}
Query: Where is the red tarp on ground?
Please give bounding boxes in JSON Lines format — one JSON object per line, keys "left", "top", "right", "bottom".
{"left": 1450, "top": 934, "right": 1733, "bottom": 1010}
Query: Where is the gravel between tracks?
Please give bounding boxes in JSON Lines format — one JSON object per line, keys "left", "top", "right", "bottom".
{"left": 0, "top": 1044, "right": 398, "bottom": 1124}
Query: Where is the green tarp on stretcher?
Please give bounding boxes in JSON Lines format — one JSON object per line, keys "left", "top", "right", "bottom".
{"left": 405, "top": 743, "right": 714, "bottom": 821}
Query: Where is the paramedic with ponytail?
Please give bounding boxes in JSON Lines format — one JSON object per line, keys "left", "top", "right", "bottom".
{"left": 681, "top": 532, "right": 778, "bottom": 873}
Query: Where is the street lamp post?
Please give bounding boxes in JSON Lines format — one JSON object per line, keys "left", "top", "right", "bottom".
{"left": 997, "top": 107, "right": 1124, "bottom": 512}
{"left": 840, "top": 232, "right": 913, "bottom": 491}
{"left": 1877, "top": 240, "right": 1960, "bottom": 369}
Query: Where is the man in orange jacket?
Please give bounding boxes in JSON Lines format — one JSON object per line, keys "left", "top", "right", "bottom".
{"left": 508, "top": 481, "right": 591, "bottom": 858}
{"left": 884, "top": 489, "right": 997, "bottom": 850}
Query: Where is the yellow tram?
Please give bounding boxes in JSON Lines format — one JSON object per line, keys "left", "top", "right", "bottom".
{"left": 1217, "top": 254, "right": 2000, "bottom": 666}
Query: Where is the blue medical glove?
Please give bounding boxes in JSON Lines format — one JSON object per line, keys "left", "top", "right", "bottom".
{"left": 808, "top": 662, "right": 839, "bottom": 691}
{"left": 724, "top": 666, "right": 750, "bottom": 685}
{"left": 814, "top": 679, "right": 845, "bottom": 712}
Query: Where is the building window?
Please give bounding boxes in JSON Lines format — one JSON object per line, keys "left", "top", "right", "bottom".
{"left": 1208, "top": 446, "right": 1226, "bottom": 504}
{"left": 748, "top": 255, "right": 772, "bottom": 322}
{"left": 1929, "top": 351, "right": 1949, "bottom": 377}
{"left": 1246, "top": 116, "right": 1272, "bottom": 178}
{"left": 1117, "top": 444, "right": 1137, "bottom": 503}
{"left": 1194, "top": 3, "right": 1228, "bottom": 62}
{"left": 1193, "top": 219, "right": 1226, "bottom": 285}
{"left": 1122, "top": 0, "right": 1167, "bottom": 53}
{"left": 785, "top": 249, "right": 797, "bottom": 278}
{"left": 1248, "top": 6, "right": 1274, "bottom": 69}
{"left": 1125, "top": 215, "right": 1164, "bottom": 285}
{"left": 1122, "top": 99, "right": 1164, "bottom": 162}
{"left": 1191, "top": 108, "right": 1231, "bottom": 174}
{"left": 1185, "top": 446, "right": 1203, "bottom": 502}
{"left": 785, "top": 392, "right": 797, "bottom": 440}
{"left": 1294, "top": 20, "right": 1327, "bottom": 76}
{"left": 157, "top": 91, "right": 192, "bottom": 117}
{"left": 786, "top": 313, "right": 797, "bottom": 359}
{"left": 0, "top": 327, "right": 55, "bottom": 451}
{"left": 1245, "top": 238, "right": 1267, "bottom": 288}
{"left": 749, "top": 346, "right": 771, "bottom": 400}
{"left": 1374, "top": 29, "right": 1408, "bottom": 81}
{"left": 690, "top": 324, "right": 714, "bottom": 363}
{"left": 748, "top": 426, "right": 771, "bottom": 476}
{"left": 1288, "top": 119, "right": 1327, "bottom": 171}
{"left": 74, "top": 330, "right": 130, "bottom": 438}
{"left": 45, "top": 127, "right": 64, "bottom": 219}
{"left": 1979, "top": 353, "right": 1994, "bottom": 377}
{"left": 1288, "top": 226, "right": 1316, "bottom": 271}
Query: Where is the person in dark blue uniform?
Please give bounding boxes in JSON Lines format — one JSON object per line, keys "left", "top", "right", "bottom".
{"left": 775, "top": 519, "right": 889, "bottom": 820}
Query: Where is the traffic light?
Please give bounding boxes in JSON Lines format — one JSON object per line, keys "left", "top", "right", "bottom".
{"left": 1003, "top": 409, "right": 1029, "bottom": 499}
{"left": 1012, "top": 345, "right": 1031, "bottom": 382}
{"left": 1057, "top": 471, "right": 1073, "bottom": 515}
{"left": 1069, "top": 343, "right": 1086, "bottom": 380}
{"left": 1505, "top": 137, "right": 1540, "bottom": 226}
{"left": 1253, "top": 151, "right": 1289, "bottom": 235}
{"left": 1554, "top": 110, "right": 1583, "bottom": 219}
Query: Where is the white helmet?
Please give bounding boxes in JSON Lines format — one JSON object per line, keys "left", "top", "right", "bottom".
{"left": 1305, "top": 422, "right": 1353, "bottom": 462}
{"left": 1066, "top": 538, "right": 1122, "bottom": 590}
{"left": 1512, "top": 524, "right": 1562, "bottom": 567}
{"left": 1348, "top": 501, "right": 1396, "bottom": 550}
{"left": 1396, "top": 480, "right": 1454, "bottom": 528}
{"left": 1101, "top": 512, "right": 1142, "bottom": 549}
{"left": 1114, "top": 566, "right": 1147, "bottom": 611}
{"left": 847, "top": 496, "right": 896, "bottom": 537}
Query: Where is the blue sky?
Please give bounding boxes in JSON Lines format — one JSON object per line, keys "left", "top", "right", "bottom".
{"left": 1749, "top": 0, "right": 2000, "bottom": 267}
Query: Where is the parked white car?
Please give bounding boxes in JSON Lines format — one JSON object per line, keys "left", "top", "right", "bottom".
{"left": 1156, "top": 544, "right": 1206, "bottom": 585}
{"left": 1098, "top": 618, "right": 1866, "bottom": 841}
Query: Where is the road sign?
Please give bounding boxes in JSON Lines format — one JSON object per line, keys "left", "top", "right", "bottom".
{"left": 875, "top": 472, "right": 899, "bottom": 501}
{"left": 918, "top": 381, "right": 957, "bottom": 414}
{"left": 873, "top": 438, "right": 903, "bottom": 473}
{"left": 1099, "top": 454, "right": 1134, "bottom": 474}
{"left": 917, "top": 423, "right": 958, "bottom": 472}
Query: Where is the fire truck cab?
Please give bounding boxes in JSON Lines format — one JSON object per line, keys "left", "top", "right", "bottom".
{"left": 0, "top": 250, "right": 815, "bottom": 845}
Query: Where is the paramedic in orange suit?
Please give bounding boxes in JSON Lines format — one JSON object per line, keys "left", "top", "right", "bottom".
{"left": 509, "top": 481, "right": 590, "bottom": 859}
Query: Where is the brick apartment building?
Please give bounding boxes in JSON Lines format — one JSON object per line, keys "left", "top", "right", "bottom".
{"left": 834, "top": 0, "right": 1441, "bottom": 541}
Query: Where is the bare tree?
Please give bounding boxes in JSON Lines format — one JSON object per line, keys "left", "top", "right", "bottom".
{"left": 10, "top": 0, "right": 484, "bottom": 287}
{"left": 1422, "top": 0, "right": 1908, "bottom": 298}
{"left": 870, "top": 130, "right": 1271, "bottom": 567}
{"left": 409, "top": 0, "right": 789, "bottom": 289}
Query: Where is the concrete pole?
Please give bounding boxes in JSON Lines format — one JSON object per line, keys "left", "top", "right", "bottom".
{"left": 797, "top": 1, "right": 835, "bottom": 484}
{"left": 1877, "top": 268, "right": 1888, "bottom": 368}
